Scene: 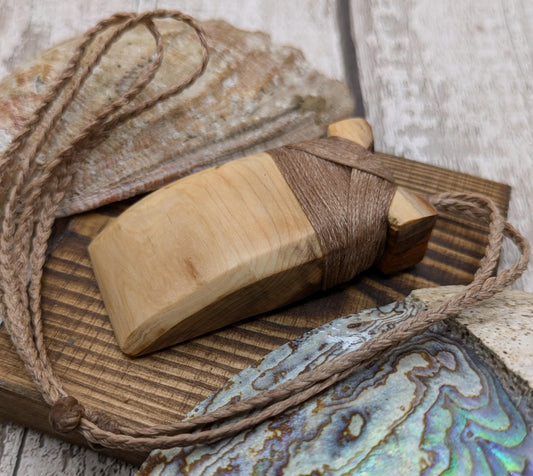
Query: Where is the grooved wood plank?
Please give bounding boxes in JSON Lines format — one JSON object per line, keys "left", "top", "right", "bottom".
{"left": 0, "top": 153, "right": 510, "bottom": 466}
{"left": 8, "top": 431, "right": 136, "bottom": 476}
{"left": 0, "top": 422, "right": 24, "bottom": 476}
{"left": 0, "top": 2, "right": 345, "bottom": 472}
{"left": 350, "top": 0, "right": 533, "bottom": 291}
{"left": 0, "top": 0, "right": 344, "bottom": 82}
{"left": 0, "top": 0, "right": 529, "bottom": 472}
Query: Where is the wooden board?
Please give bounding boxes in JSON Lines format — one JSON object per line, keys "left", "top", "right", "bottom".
{"left": 0, "top": 0, "right": 344, "bottom": 82}
{"left": 351, "top": 0, "right": 533, "bottom": 291}
{"left": 0, "top": 2, "right": 345, "bottom": 473}
{"left": 0, "top": 153, "right": 509, "bottom": 466}
{"left": 1, "top": 0, "right": 531, "bottom": 473}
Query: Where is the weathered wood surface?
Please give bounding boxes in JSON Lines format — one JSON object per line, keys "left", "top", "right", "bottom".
{"left": 0, "top": 0, "right": 531, "bottom": 474}
{"left": 0, "top": 0, "right": 344, "bottom": 82}
{"left": 0, "top": 3, "right": 343, "bottom": 474}
{"left": 0, "top": 152, "right": 510, "bottom": 468}
{"left": 351, "top": 0, "right": 533, "bottom": 291}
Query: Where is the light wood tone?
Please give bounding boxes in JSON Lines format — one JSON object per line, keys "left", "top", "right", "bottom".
{"left": 89, "top": 153, "right": 323, "bottom": 355}
{"left": 327, "top": 118, "right": 437, "bottom": 273}
{"left": 0, "top": 151, "right": 510, "bottom": 466}
{"left": 90, "top": 118, "right": 437, "bottom": 356}
{"left": 0, "top": 421, "right": 24, "bottom": 473}
{"left": 0, "top": 2, "right": 344, "bottom": 470}
{"left": 0, "top": 0, "right": 344, "bottom": 82}
{"left": 327, "top": 117, "right": 374, "bottom": 147}
{"left": 351, "top": 0, "right": 533, "bottom": 290}
{"left": 1, "top": 0, "right": 531, "bottom": 472}
{"left": 6, "top": 430, "right": 135, "bottom": 476}
{"left": 377, "top": 188, "right": 437, "bottom": 273}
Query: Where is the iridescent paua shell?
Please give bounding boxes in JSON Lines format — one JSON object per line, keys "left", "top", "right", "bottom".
{"left": 0, "top": 20, "right": 353, "bottom": 217}
{"left": 140, "top": 288, "right": 533, "bottom": 476}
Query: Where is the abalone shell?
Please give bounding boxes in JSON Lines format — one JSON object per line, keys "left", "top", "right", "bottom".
{"left": 140, "top": 288, "right": 533, "bottom": 475}
{"left": 0, "top": 20, "right": 353, "bottom": 217}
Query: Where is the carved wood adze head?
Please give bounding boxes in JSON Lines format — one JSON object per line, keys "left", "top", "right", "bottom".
{"left": 89, "top": 119, "right": 436, "bottom": 356}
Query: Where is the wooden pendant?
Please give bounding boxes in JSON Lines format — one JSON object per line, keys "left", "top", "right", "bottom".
{"left": 89, "top": 119, "right": 436, "bottom": 356}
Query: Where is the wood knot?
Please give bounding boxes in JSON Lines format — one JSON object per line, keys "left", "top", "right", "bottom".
{"left": 49, "top": 396, "right": 84, "bottom": 433}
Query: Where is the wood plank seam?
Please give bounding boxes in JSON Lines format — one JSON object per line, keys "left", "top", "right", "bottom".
{"left": 336, "top": 0, "right": 364, "bottom": 116}
{"left": 12, "top": 428, "right": 27, "bottom": 476}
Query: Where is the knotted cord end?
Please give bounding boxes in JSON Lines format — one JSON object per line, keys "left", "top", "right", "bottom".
{"left": 49, "top": 396, "right": 85, "bottom": 433}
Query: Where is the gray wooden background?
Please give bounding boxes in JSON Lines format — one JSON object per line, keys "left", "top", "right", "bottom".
{"left": 0, "top": 0, "right": 531, "bottom": 474}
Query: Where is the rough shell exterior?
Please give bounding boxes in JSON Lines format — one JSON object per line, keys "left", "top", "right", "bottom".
{"left": 0, "top": 20, "right": 354, "bottom": 217}
{"left": 140, "top": 287, "right": 533, "bottom": 475}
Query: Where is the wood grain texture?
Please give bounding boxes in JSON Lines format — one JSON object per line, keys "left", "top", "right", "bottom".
{"left": 5, "top": 432, "right": 136, "bottom": 476}
{"left": 90, "top": 153, "right": 323, "bottom": 355}
{"left": 0, "top": 0, "right": 530, "bottom": 473}
{"left": 91, "top": 118, "right": 435, "bottom": 355}
{"left": 0, "top": 422, "right": 24, "bottom": 475}
{"left": 351, "top": 0, "right": 533, "bottom": 291}
{"left": 0, "top": 0, "right": 344, "bottom": 81}
{"left": 0, "top": 153, "right": 510, "bottom": 467}
{"left": 0, "top": 2, "right": 344, "bottom": 473}
{"left": 327, "top": 119, "right": 438, "bottom": 274}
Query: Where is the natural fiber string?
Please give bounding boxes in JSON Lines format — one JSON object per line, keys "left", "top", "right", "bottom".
{"left": 0, "top": 8, "right": 210, "bottom": 427}
{"left": 76, "top": 193, "right": 529, "bottom": 452}
{"left": 0, "top": 11, "right": 529, "bottom": 453}
{"left": 269, "top": 137, "right": 396, "bottom": 290}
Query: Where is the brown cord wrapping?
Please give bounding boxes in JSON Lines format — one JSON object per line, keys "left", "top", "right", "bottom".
{"left": 0, "top": 10, "right": 530, "bottom": 453}
{"left": 269, "top": 137, "right": 396, "bottom": 290}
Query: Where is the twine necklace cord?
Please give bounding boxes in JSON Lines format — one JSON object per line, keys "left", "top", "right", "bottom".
{"left": 0, "top": 10, "right": 529, "bottom": 453}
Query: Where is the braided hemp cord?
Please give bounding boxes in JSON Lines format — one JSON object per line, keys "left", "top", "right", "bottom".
{"left": 0, "top": 11, "right": 529, "bottom": 452}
